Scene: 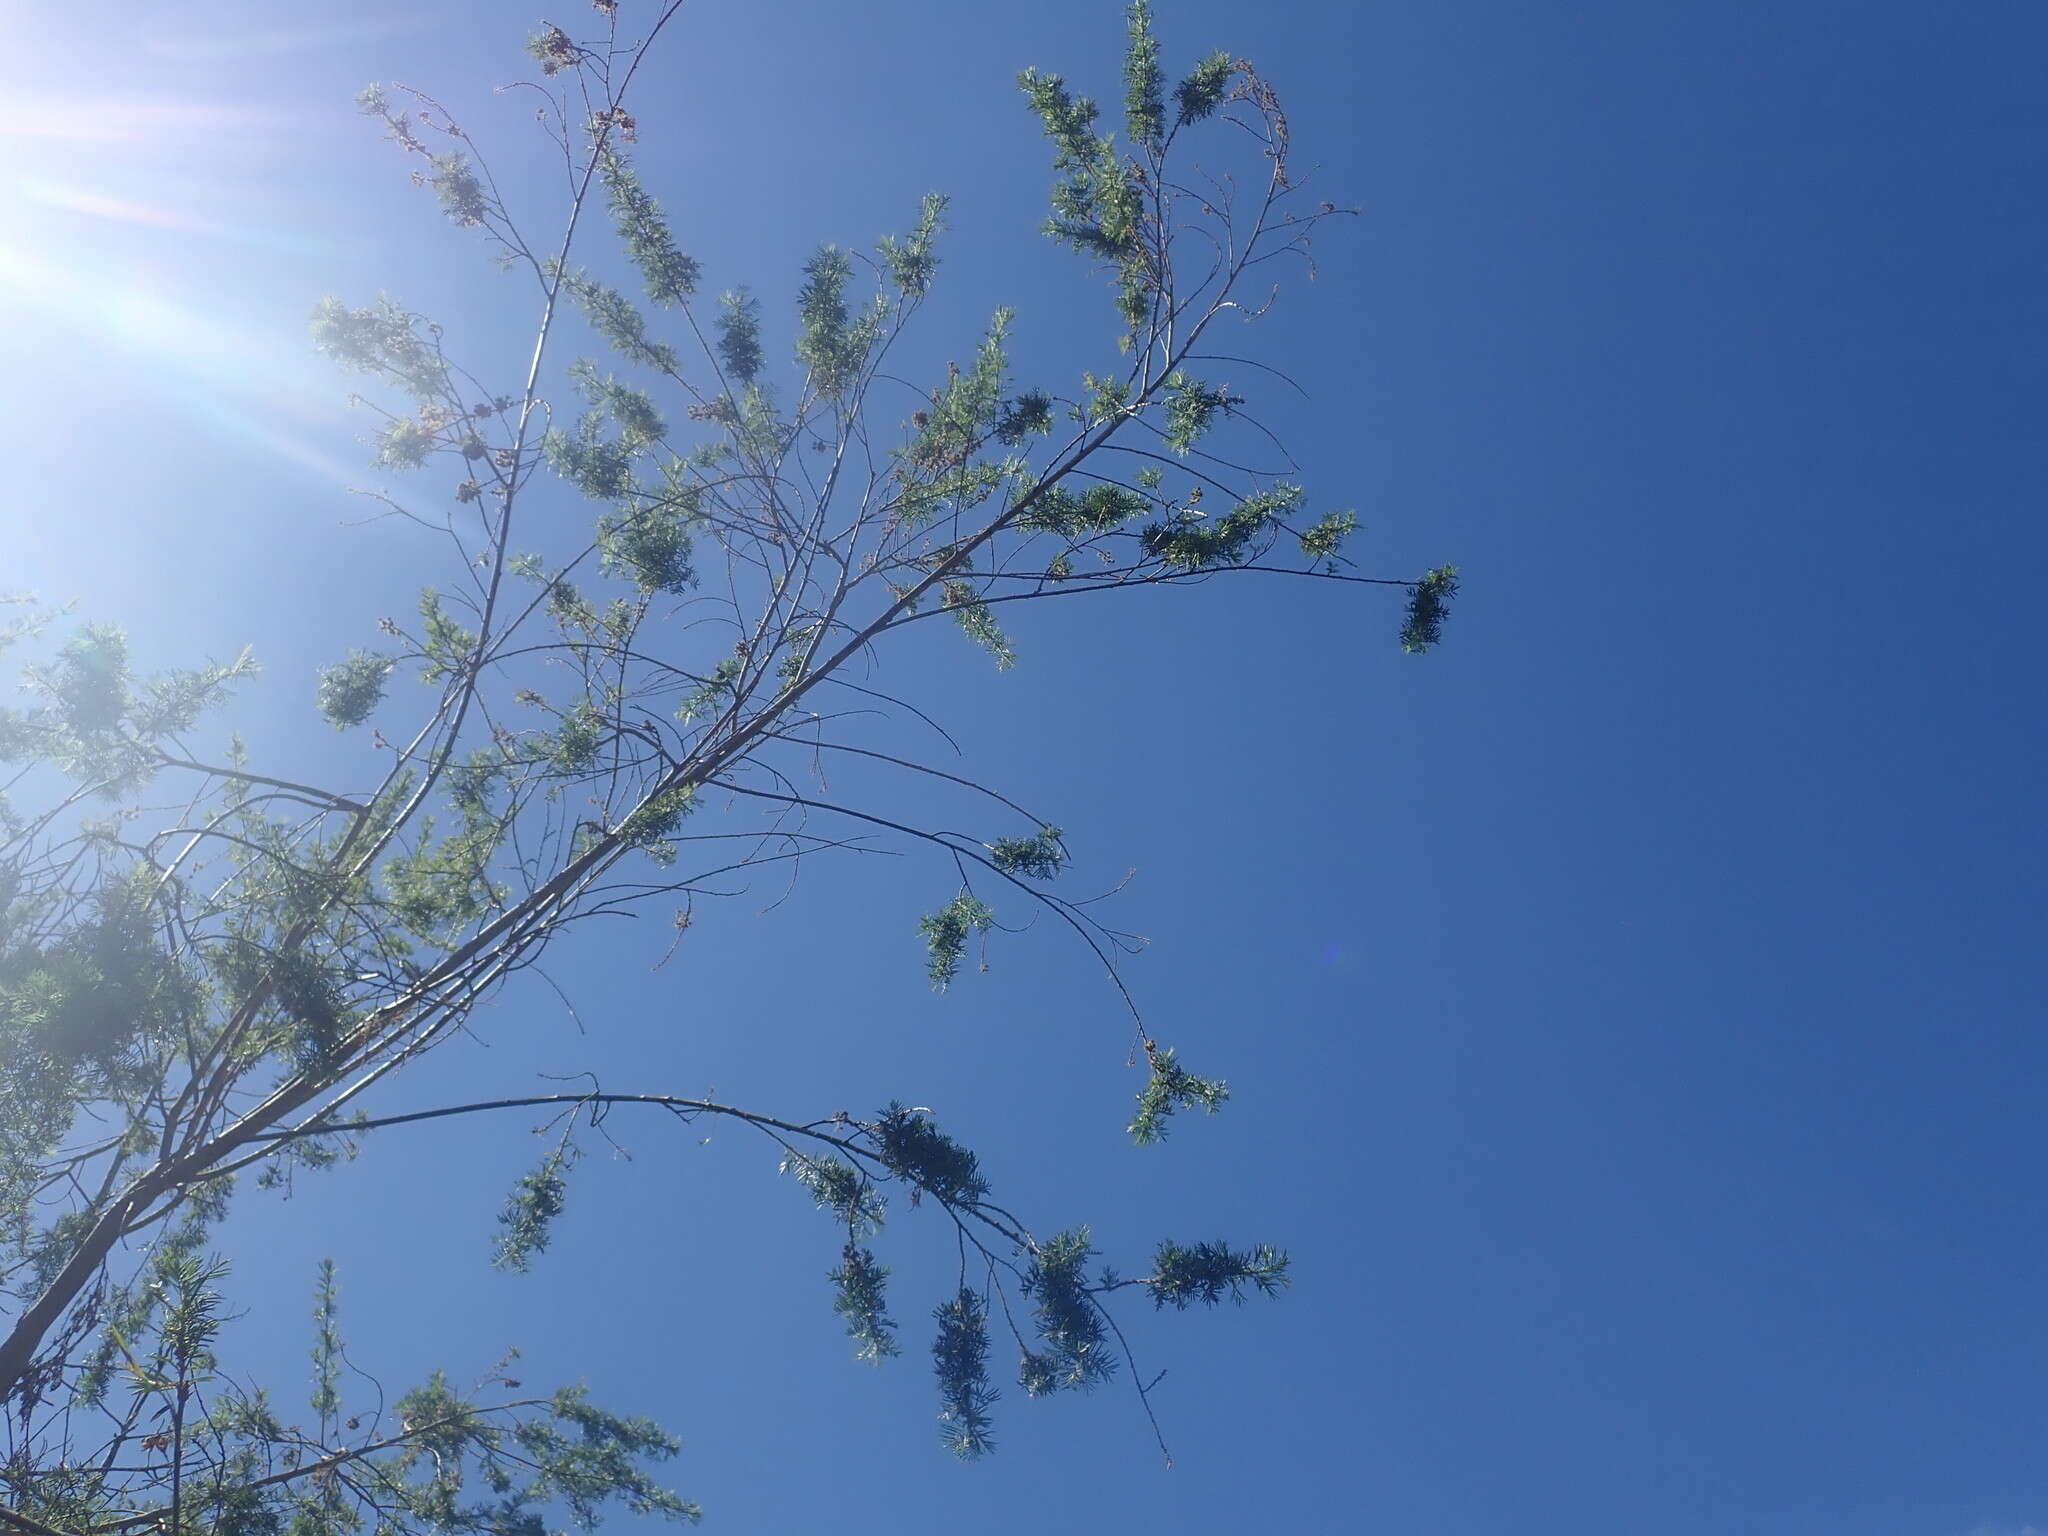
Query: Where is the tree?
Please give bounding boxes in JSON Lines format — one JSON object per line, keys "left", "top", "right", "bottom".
{"left": 0, "top": 3, "right": 1455, "bottom": 1530}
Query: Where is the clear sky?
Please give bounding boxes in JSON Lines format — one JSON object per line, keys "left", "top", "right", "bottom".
{"left": 4, "top": 2, "right": 2046, "bottom": 1533}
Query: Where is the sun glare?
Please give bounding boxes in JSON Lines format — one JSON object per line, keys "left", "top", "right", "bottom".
{"left": 0, "top": 83, "right": 357, "bottom": 488}
{"left": 0, "top": 94, "right": 276, "bottom": 146}
{"left": 136, "top": 16, "right": 430, "bottom": 63}
{"left": 15, "top": 176, "right": 232, "bottom": 236}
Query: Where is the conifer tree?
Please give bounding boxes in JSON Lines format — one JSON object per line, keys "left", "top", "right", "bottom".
{"left": 0, "top": 3, "right": 1456, "bottom": 1529}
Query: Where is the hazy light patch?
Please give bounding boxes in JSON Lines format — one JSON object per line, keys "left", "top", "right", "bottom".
{"left": 0, "top": 239, "right": 69, "bottom": 307}
{"left": 17, "top": 176, "right": 229, "bottom": 235}
{"left": 14, "top": 175, "right": 340, "bottom": 258}
{"left": 98, "top": 287, "right": 359, "bottom": 481}
{"left": 139, "top": 14, "right": 430, "bottom": 61}
{"left": 0, "top": 96, "right": 279, "bottom": 146}
{"left": 0, "top": 241, "right": 357, "bottom": 485}
{"left": 178, "top": 389, "right": 364, "bottom": 485}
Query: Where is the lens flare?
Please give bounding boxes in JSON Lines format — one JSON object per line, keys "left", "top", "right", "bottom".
{"left": 138, "top": 15, "right": 431, "bottom": 63}
{"left": 0, "top": 236, "right": 356, "bottom": 484}
{"left": 16, "top": 176, "right": 228, "bottom": 235}
{"left": 0, "top": 95, "right": 277, "bottom": 146}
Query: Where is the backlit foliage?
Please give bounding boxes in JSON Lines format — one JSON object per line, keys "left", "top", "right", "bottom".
{"left": 0, "top": 3, "right": 1456, "bottom": 1526}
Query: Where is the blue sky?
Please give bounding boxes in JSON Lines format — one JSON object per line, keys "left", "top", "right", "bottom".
{"left": 5, "top": 2, "right": 2046, "bottom": 1533}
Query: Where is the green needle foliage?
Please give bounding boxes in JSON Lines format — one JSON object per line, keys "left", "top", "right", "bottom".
{"left": 990, "top": 825, "right": 1068, "bottom": 880}
{"left": 1148, "top": 1240, "right": 1292, "bottom": 1308}
{"left": 1129, "top": 1042, "right": 1231, "bottom": 1145}
{"left": 829, "top": 1243, "right": 901, "bottom": 1364}
{"left": 1021, "top": 1229, "right": 1117, "bottom": 1394}
{"left": 1402, "top": 564, "right": 1463, "bottom": 653}
{"left": 873, "top": 1104, "right": 990, "bottom": 1202}
{"left": 317, "top": 649, "right": 395, "bottom": 728}
{"left": 931, "top": 1290, "right": 999, "bottom": 1459}
{"left": 917, "top": 892, "right": 997, "bottom": 989}
{"left": 0, "top": 2, "right": 1460, "bottom": 1527}
{"left": 494, "top": 1141, "right": 580, "bottom": 1274}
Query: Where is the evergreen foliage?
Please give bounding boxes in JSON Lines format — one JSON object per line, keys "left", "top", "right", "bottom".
{"left": 597, "top": 500, "right": 695, "bottom": 594}
{"left": 494, "top": 1142, "right": 579, "bottom": 1273}
{"left": 1161, "top": 370, "right": 1238, "bottom": 454}
{"left": 1123, "top": 1, "right": 1167, "bottom": 150}
{"left": 990, "top": 825, "right": 1067, "bottom": 880}
{"left": 598, "top": 147, "right": 701, "bottom": 305}
{"left": 783, "top": 1151, "right": 887, "bottom": 1237}
{"left": 1174, "top": 51, "right": 1236, "bottom": 126}
{"left": 713, "top": 289, "right": 762, "bottom": 383}
{"left": 942, "top": 582, "right": 1018, "bottom": 670}
{"left": 994, "top": 389, "right": 1056, "bottom": 444}
{"left": 1020, "top": 1229, "right": 1116, "bottom": 1393}
{"left": 1402, "top": 564, "right": 1462, "bottom": 653}
{"left": 828, "top": 1244, "right": 901, "bottom": 1364}
{"left": 873, "top": 1104, "right": 990, "bottom": 1203}
{"left": 795, "top": 245, "right": 881, "bottom": 398}
{"left": 1128, "top": 1043, "right": 1231, "bottom": 1145}
{"left": 917, "top": 893, "right": 997, "bottom": 989}
{"left": 1147, "top": 1239, "right": 1292, "bottom": 1308}
{"left": 931, "top": 1290, "right": 998, "bottom": 1459}
{"left": 561, "top": 271, "right": 681, "bottom": 374}
{"left": 311, "top": 1258, "right": 342, "bottom": 1428}
{"left": 877, "top": 193, "right": 948, "bottom": 298}
{"left": 0, "top": 3, "right": 1460, "bottom": 1526}
{"left": 317, "top": 649, "right": 394, "bottom": 728}
{"left": 1298, "top": 508, "right": 1360, "bottom": 568}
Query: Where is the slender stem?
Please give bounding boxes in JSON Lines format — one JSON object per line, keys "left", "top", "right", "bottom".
{"left": 0, "top": 1508, "right": 82, "bottom": 1536}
